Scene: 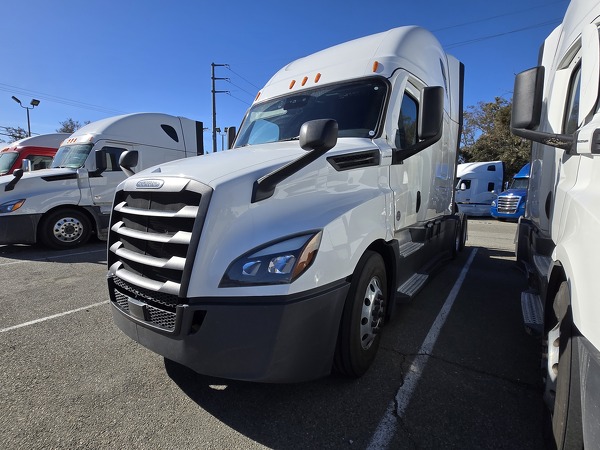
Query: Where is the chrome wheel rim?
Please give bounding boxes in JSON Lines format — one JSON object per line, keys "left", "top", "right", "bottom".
{"left": 360, "top": 276, "right": 384, "bottom": 350}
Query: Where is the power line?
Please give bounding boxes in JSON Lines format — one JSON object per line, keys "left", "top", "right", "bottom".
{"left": 446, "top": 19, "right": 561, "bottom": 49}
{"left": 0, "top": 83, "right": 125, "bottom": 115}
{"left": 433, "top": 0, "right": 567, "bottom": 32}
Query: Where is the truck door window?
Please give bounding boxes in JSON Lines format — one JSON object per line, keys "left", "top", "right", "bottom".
{"left": 563, "top": 65, "right": 581, "bottom": 134}
{"left": 100, "top": 146, "right": 126, "bottom": 171}
{"left": 395, "top": 93, "right": 418, "bottom": 149}
{"left": 28, "top": 155, "right": 53, "bottom": 170}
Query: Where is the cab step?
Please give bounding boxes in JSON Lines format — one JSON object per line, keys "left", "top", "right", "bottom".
{"left": 521, "top": 290, "right": 543, "bottom": 336}
{"left": 396, "top": 273, "right": 429, "bottom": 302}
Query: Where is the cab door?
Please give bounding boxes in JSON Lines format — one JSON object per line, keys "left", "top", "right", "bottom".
{"left": 87, "top": 145, "right": 128, "bottom": 214}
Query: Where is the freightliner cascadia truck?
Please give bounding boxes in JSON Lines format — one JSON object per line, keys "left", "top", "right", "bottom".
{"left": 0, "top": 133, "right": 69, "bottom": 175}
{"left": 107, "top": 26, "right": 466, "bottom": 383}
{"left": 0, "top": 113, "right": 204, "bottom": 249}
{"left": 510, "top": 0, "right": 600, "bottom": 446}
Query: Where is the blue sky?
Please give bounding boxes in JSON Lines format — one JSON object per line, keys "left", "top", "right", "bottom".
{"left": 1, "top": 0, "right": 569, "bottom": 150}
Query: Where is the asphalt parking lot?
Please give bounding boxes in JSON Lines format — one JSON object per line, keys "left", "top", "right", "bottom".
{"left": 0, "top": 218, "right": 544, "bottom": 449}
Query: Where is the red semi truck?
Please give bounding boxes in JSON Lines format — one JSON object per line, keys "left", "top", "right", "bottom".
{"left": 0, "top": 133, "right": 69, "bottom": 176}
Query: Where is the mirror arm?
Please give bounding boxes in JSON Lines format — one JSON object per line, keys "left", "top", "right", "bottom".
{"left": 510, "top": 127, "right": 574, "bottom": 151}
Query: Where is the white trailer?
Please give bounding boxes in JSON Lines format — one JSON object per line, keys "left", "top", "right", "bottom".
{"left": 511, "top": 0, "right": 600, "bottom": 446}
{"left": 455, "top": 161, "right": 503, "bottom": 216}
{"left": 108, "top": 26, "right": 466, "bottom": 383}
{"left": 0, "top": 113, "right": 204, "bottom": 249}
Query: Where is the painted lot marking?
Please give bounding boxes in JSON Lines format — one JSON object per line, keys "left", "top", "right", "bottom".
{"left": 0, "top": 248, "right": 105, "bottom": 267}
{"left": 0, "top": 301, "right": 109, "bottom": 333}
{"left": 367, "top": 248, "right": 478, "bottom": 449}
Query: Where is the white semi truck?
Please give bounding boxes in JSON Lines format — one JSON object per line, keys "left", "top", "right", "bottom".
{"left": 511, "top": 0, "right": 600, "bottom": 446}
{"left": 0, "top": 113, "right": 205, "bottom": 249}
{"left": 108, "top": 26, "right": 466, "bottom": 383}
{"left": 455, "top": 160, "right": 504, "bottom": 216}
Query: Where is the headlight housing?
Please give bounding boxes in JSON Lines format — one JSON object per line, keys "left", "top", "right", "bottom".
{"left": 0, "top": 199, "right": 26, "bottom": 214}
{"left": 220, "top": 231, "right": 322, "bottom": 287}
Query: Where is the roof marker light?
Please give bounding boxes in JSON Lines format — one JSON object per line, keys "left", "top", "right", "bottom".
{"left": 301, "top": 76, "right": 308, "bottom": 86}
{"left": 314, "top": 73, "right": 321, "bottom": 83}
{"left": 255, "top": 91, "right": 261, "bottom": 101}
{"left": 372, "top": 61, "right": 379, "bottom": 73}
{"left": 289, "top": 80, "right": 296, "bottom": 89}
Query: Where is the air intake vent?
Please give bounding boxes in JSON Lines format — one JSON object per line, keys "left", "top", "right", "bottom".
{"left": 327, "top": 150, "right": 380, "bottom": 171}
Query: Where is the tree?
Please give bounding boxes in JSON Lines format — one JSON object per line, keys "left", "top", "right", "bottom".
{"left": 0, "top": 126, "right": 28, "bottom": 143}
{"left": 460, "top": 97, "right": 531, "bottom": 179}
{"left": 56, "top": 118, "right": 90, "bottom": 134}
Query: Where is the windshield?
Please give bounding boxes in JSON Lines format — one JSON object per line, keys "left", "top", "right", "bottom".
{"left": 235, "top": 78, "right": 388, "bottom": 148}
{"left": 510, "top": 178, "right": 529, "bottom": 190}
{"left": 51, "top": 144, "right": 94, "bottom": 169}
{"left": 0, "top": 152, "right": 19, "bottom": 175}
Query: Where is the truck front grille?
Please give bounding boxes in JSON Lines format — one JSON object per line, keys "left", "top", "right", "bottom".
{"left": 497, "top": 196, "right": 521, "bottom": 214}
{"left": 107, "top": 178, "right": 212, "bottom": 312}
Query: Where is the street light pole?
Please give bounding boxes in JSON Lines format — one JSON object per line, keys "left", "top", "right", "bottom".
{"left": 12, "top": 96, "right": 40, "bottom": 137}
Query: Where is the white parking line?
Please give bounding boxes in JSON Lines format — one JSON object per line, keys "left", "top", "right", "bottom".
{"left": 0, "top": 248, "right": 106, "bottom": 266}
{"left": 367, "top": 248, "right": 478, "bottom": 449}
{"left": 0, "top": 301, "right": 109, "bottom": 333}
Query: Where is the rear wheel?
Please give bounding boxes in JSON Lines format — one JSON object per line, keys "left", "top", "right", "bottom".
{"left": 334, "top": 251, "right": 387, "bottom": 377}
{"left": 39, "top": 208, "right": 92, "bottom": 249}
{"left": 543, "top": 282, "right": 583, "bottom": 449}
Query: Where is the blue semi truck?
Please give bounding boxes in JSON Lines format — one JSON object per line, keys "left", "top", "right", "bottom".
{"left": 490, "top": 163, "right": 530, "bottom": 220}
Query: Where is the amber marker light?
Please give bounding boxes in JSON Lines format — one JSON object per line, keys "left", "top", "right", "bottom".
{"left": 314, "top": 73, "right": 321, "bottom": 83}
{"left": 289, "top": 80, "right": 296, "bottom": 89}
{"left": 255, "top": 91, "right": 261, "bottom": 101}
{"left": 301, "top": 76, "right": 308, "bottom": 86}
{"left": 372, "top": 61, "right": 379, "bottom": 72}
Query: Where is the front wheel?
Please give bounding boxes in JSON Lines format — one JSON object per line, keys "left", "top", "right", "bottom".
{"left": 543, "top": 282, "right": 583, "bottom": 449}
{"left": 39, "top": 208, "right": 92, "bottom": 249}
{"left": 334, "top": 251, "right": 387, "bottom": 378}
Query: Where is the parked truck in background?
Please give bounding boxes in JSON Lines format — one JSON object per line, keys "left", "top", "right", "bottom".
{"left": 510, "top": 0, "right": 600, "bottom": 447}
{"left": 454, "top": 160, "right": 503, "bottom": 216}
{"left": 490, "top": 162, "right": 530, "bottom": 220}
{"left": 107, "top": 26, "right": 466, "bottom": 383}
{"left": 0, "top": 133, "right": 69, "bottom": 176}
{"left": 0, "top": 113, "right": 204, "bottom": 249}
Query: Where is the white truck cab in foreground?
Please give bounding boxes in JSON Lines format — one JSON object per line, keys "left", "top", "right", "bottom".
{"left": 511, "top": 0, "right": 600, "bottom": 446}
{"left": 0, "top": 113, "right": 204, "bottom": 249}
{"left": 108, "top": 26, "right": 466, "bottom": 383}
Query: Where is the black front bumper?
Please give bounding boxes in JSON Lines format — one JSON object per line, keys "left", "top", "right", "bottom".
{"left": 0, "top": 214, "right": 42, "bottom": 245}
{"left": 109, "top": 276, "right": 350, "bottom": 383}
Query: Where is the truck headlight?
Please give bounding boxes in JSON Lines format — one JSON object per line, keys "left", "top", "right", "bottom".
{"left": 0, "top": 199, "right": 26, "bottom": 213}
{"left": 220, "top": 231, "right": 322, "bottom": 287}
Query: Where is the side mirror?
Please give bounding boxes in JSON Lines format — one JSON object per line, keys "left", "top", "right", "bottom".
{"left": 419, "top": 86, "right": 444, "bottom": 140}
{"left": 21, "top": 159, "right": 32, "bottom": 172}
{"left": 395, "top": 86, "right": 444, "bottom": 163}
{"left": 226, "top": 126, "right": 236, "bottom": 150}
{"left": 252, "top": 119, "right": 338, "bottom": 202}
{"left": 119, "top": 150, "right": 139, "bottom": 177}
{"left": 511, "top": 66, "right": 573, "bottom": 150}
{"left": 5, "top": 168, "right": 23, "bottom": 192}
{"left": 299, "top": 118, "right": 338, "bottom": 152}
{"left": 89, "top": 150, "right": 107, "bottom": 177}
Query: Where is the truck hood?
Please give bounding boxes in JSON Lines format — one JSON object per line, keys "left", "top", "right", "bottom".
{"left": 0, "top": 167, "right": 77, "bottom": 188}
{"left": 131, "top": 138, "right": 379, "bottom": 187}
{"left": 499, "top": 188, "right": 527, "bottom": 197}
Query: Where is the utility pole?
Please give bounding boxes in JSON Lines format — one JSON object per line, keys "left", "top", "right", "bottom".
{"left": 211, "top": 63, "right": 230, "bottom": 153}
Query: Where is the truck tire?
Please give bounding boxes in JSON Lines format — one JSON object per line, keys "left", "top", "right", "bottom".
{"left": 544, "top": 282, "right": 583, "bottom": 449}
{"left": 334, "top": 250, "right": 387, "bottom": 378}
{"left": 39, "top": 208, "right": 92, "bottom": 249}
